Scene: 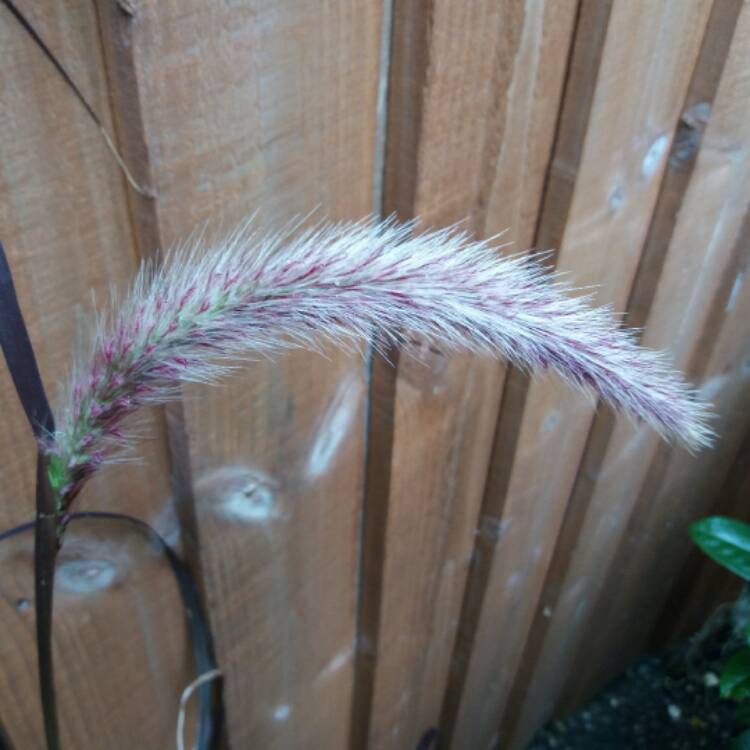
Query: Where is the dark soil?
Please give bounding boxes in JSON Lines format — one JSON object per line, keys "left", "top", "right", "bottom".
{"left": 527, "top": 598, "right": 749, "bottom": 750}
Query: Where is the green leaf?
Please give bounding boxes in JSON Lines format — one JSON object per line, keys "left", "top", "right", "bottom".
{"left": 737, "top": 700, "right": 750, "bottom": 726}
{"left": 691, "top": 517, "right": 750, "bottom": 581}
{"left": 731, "top": 728, "right": 750, "bottom": 750}
{"left": 722, "top": 649, "right": 750, "bottom": 700}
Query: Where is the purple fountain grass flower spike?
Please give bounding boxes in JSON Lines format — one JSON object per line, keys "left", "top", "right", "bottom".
{"left": 43, "top": 217, "right": 713, "bottom": 515}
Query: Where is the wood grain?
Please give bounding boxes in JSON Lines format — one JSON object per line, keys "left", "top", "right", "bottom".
{"left": 449, "top": 3, "right": 615, "bottom": 744}
{"left": 566, "top": 5, "right": 750, "bottom": 690}
{"left": 503, "top": 1, "right": 745, "bottom": 745}
{"left": 0, "top": 519, "right": 194, "bottom": 748}
{"left": 448, "top": 2, "right": 713, "bottom": 747}
{"left": 510, "top": 0, "right": 750, "bottom": 739}
{"left": 357, "top": 2, "right": 577, "bottom": 748}
{"left": 0, "top": 2, "right": 747, "bottom": 747}
{"left": 0, "top": 1, "right": 186, "bottom": 747}
{"left": 95, "top": 1, "right": 383, "bottom": 747}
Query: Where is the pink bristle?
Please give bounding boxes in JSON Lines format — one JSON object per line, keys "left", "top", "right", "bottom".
{"left": 45, "top": 218, "right": 714, "bottom": 513}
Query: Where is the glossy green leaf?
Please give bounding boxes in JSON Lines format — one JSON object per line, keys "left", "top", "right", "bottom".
{"left": 691, "top": 517, "right": 750, "bottom": 581}
{"left": 722, "top": 649, "right": 750, "bottom": 700}
{"left": 731, "top": 728, "right": 750, "bottom": 750}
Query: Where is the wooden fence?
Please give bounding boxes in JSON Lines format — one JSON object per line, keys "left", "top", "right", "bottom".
{"left": 1, "top": 0, "right": 749, "bottom": 748}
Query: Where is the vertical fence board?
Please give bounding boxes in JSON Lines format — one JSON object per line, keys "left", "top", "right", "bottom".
{"left": 0, "top": 1, "right": 186, "bottom": 747}
{"left": 449, "top": 2, "right": 713, "bottom": 747}
{"left": 504, "top": 1, "right": 746, "bottom": 745}
{"left": 558, "top": 4, "right": 750, "bottom": 704}
{"left": 0, "top": 2, "right": 748, "bottom": 748}
{"left": 446, "top": 2, "right": 612, "bottom": 744}
{"left": 357, "top": 2, "right": 577, "bottom": 748}
{"left": 95, "top": 1, "right": 382, "bottom": 747}
{"left": 360, "top": 7, "right": 511, "bottom": 745}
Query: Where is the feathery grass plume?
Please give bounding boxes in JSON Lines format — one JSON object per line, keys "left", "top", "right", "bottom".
{"left": 43, "top": 218, "right": 713, "bottom": 517}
